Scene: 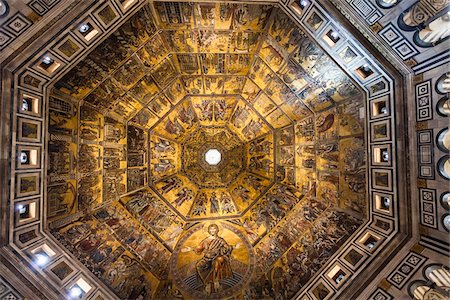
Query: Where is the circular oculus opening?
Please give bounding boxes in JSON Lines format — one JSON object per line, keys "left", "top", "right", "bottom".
{"left": 204, "top": 149, "right": 221, "bottom": 166}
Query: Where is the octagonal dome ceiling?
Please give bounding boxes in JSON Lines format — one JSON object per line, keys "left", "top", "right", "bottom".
{"left": 49, "top": 2, "right": 368, "bottom": 299}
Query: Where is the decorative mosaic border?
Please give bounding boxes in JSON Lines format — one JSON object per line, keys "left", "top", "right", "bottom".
{"left": 417, "top": 129, "right": 435, "bottom": 179}
{"left": 386, "top": 251, "right": 427, "bottom": 289}
{"left": 378, "top": 23, "right": 418, "bottom": 60}
{"left": 368, "top": 287, "right": 394, "bottom": 300}
{"left": 0, "top": 275, "right": 23, "bottom": 300}
{"left": 419, "top": 188, "right": 438, "bottom": 229}
{"left": 416, "top": 80, "right": 433, "bottom": 122}
{"left": 27, "top": 0, "right": 62, "bottom": 16}
{"left": 0, "top": 0, "right": 67, "bottom": 53}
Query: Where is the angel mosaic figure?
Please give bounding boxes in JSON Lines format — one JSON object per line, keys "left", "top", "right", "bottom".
{"left": 174, "top": 187, "right": 193, "bottom": 207}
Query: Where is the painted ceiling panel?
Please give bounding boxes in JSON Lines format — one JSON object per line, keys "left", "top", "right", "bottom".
{"left": 49, "top": 2, "right": 369, "bottom": 299}
{"left": 128, "top": 75, "right": 160, "bottom": 105}
{"left": 190, "top": 96, "right": 238, "bottom": 126}
{"left": 136, "top": 33, "right": 170, "bottom": 68}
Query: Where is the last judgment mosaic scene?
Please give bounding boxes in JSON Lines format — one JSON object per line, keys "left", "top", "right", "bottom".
{"left": 0, "top": 0, "right": 449, "bottom": 299}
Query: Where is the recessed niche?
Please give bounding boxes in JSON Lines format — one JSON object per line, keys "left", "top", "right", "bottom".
{"left": 371, "top": 95, "right": 389, "bottom": 118}
{"left": 305, "top": 10, "right": 325, "bottom": 32}
{"left": 338, "top": 45, "right": 359, "bottom": 64}
{"left": 355, "top": 64, "right": 375, "bottom": 80}
{"left": 94, "top": 2, "right": 120, "bottom": 28}
{"left": 342, "top": 247, "right": 366, "bottom": 270}
{"left": 18, "top": 118, "right": 41, "bottom": 143}
{"left": 311, "top": 281, "right": 331, "bottom": 300}
{"left": 19, "top": 204, "right": 31, "bottom": 218}
{"left": 19, "top": 91, "right": 41, "bottom": 116}
{"left": 16, "top": 172, "right": 40, "bottom": 198}
{"left": 372, "top": 169, "right": 392, "bottom": 190}
{"left": 58, "top": 39, "right": 80, "bottom": 57}
{"left": 75, "top": 17, "right": 100, "bottom": 43}
{"left": 298, "top": 0, "right": 310, "bottom": 9}
{"left": 372, "top": 144, "right": 391, "bottom": 166}
{"left": 326, "top": 264, "right": 349, "bottom": 287}
{"left": 323, "top": 28, "right": 341, "bottom": 47}
{"left": 30, "top": 244, "right": 56, "bottom": 267}
{"left": 35, "top": 53, "right": 62, "bottom": 75}
{"left": 17, "top": 145, "right": 40, "bottom": 169}
{"left": 291, "top": 1, "right": 308, "bottom": 15}
{"left": 371, "top": 215, "right": 394, "bottom": 235}
{"left": 14, "top": 225, "right": 41, "bottom": 248}
{"left": 358, "top": 231, "right": 382, "bottom": 252}
{"left": 67, "top": 278, "right": 92, "bottom": 299}
{"left": 19, "top": 230, "right": 37, "bottom": 243}
{"left": 374, "top": 192, "right": 393, "bottom": 216}
{"left": 15, "top": 199, "right": 38, "bottom": 226}
{"left": 19, "top": 70, "right": 46, "bottom": 92}
{"left": 371, "top": 120, "right": 391, "bottom": 142}
{"left": 373, "top": 124, "right": 387, "bottom": 139}
{"left": 368, "top": 77, "right": 390, "bottom": 97}
{"left": 54, "top": 34, "right": 83, "bottom": 61}
{"left": 48, "top": 260, "right": 75, "bottom": 283}
{"left": 80, "top": 23, "right": 96, "bottom": 40}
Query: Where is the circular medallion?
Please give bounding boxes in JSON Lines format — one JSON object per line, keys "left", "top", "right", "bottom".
{"left": 170, "top": 222, "right": 255, "bottom": 299}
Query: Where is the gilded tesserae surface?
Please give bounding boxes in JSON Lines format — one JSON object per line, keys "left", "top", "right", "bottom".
{"left": 49, "top": 2, "right": 367, "bottom": 299}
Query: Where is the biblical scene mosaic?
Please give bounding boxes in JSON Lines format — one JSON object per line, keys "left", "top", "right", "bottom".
{"left": 49, "top": 2, "right": 367, "bottom": 299}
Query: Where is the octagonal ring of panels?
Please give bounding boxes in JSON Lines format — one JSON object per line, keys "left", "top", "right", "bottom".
{"left": 33, "top": 1, "right": 383, "bottom": 299}
{"left": 149, "top": 95, "right": 276, "bottom": 220}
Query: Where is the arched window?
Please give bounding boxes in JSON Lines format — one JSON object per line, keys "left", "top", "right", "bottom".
{"left": 376, "top": 0, "right": 400, "bottom": 9}
{"left": 414, "top": 285, "right": 432, "bottom": 300}
{"left": 437, "top": 155, "right": 450, "bottom": 180}
{"left": 424, "top": 265, "right": 450, "bottom": 288}
{"left": 401, "top": 3, "right": 432, "bottom": 29}
{"left": 436, "top": 73, "right": 450, "bottom": 95}
{"left": 0, "top": 0, "right": 9, "bottom": 18}
{"left": 399, "top": 2, "right": 450, "bottom": 47}
{"left": 409, "top": 279, "right": 450, "bottom": 300}
{"left": 437, "top": 128, "right": 450, "bottom": 152}
{"left": 415, "top": 13, "right": 450, "bottom": 47}
{"left": 441, "top": 192, "right": 450, "bottom": 210}
{"left": 442, "top": 214, "right": 450, "bottom": 232}
{"left": 437, "top": 97, "right": 450, "bottom": 116}
{"left": 410, "top": 281, "right": 432, "bottom": 300}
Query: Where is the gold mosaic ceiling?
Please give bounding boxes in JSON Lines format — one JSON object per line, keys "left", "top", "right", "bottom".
{"left": 55, "top": 2, "right": 359, "bottom": 122}
{"left": 50, "top": 2, "right": 368, "bottom": 299}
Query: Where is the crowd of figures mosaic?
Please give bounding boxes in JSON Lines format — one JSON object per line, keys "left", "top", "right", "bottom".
{"left": 2, "top": 0, "right": 449, "bottom": 298}
{"left": 44, "top": 2, "right": 371, "bottom": 298}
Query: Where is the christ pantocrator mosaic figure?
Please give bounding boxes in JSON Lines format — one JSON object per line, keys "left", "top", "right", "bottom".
{"left": 182, "top": 224, "right": 240, "bottom": 294}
